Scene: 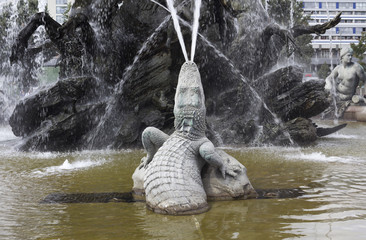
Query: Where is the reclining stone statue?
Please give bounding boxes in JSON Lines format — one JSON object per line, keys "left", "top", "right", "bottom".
{"left": 132, "top": 62, "right": 257, "bottom": 215}
{"left": 325, "top": 47, "right": 366, "bottom": 101}
{"left": 324, "top": 47, "right": 366, "bottom": 117}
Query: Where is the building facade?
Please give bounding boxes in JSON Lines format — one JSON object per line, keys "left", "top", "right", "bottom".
{"left": 300, "top": 0, "right": 366, "bottom": 73}
{"left": 47, "top": 0, "right": 74, "bottom": 24}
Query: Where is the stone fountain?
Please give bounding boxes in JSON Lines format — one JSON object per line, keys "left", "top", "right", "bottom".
{"left": 131, "top": 1, "right": 257, "bottom": 214}
{"left": 132, "top": 62, "right": 257, "bottom": 215}
{"left": 6, "top": 0, "right": 343, "bottom": 151}
{"left": 2, "top": 0, "right": 349, "bottom": 216}
{"left": 323, "top": 46, "right": 366, "bottom": 121}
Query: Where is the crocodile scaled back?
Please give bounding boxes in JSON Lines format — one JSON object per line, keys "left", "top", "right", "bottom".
{"left": 144, "top": 133, "right": 209, "bottom": 215}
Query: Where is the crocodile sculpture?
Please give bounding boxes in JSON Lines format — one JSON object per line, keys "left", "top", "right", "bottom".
{"left": 133, "top": 62, "right": 256, "bottom": 215}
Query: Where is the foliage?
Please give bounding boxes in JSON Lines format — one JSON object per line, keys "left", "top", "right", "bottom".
{"left": 295, "top": 34, "right": 314, "bottom": 66}
{"left": 63, "top": 2, "right": 72, "bottom": 22}
{"left": 0, "top": 3, "right": 12, "bottom": 44}
{"left": 44, "top": 4, "right": 49, "bottom": 14}
{"left": 351, "top": 32, "right": 366, "bottom": 70}
{"left": 0, "top": 3, "right": 14, "bottom": 74}
{"left": 267, "top": 0, "right": 310, "bottom": 28}
{"left": 317, "top": 62, "right": 330, "bottom": 80}
{"left": 16, "top": 0, "right": 39, "bottom": 27}
{"left": 73, "top": 0, "right": 93, "bottom": 8}
{"left": 0, "top": 0, "right": 39, "bottom": 85}
{"left": 267, "top": 0, "right": 313, "bottom": 65}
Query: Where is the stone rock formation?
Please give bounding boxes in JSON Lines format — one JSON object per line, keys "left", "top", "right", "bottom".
{"left": 8, "top": 0, "right": 341, "bottom": 151}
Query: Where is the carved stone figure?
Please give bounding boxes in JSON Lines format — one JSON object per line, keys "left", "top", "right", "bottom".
{"left": 132, "top": 62, "right": 256, "bottom": 215}
{"left": 9, "top": 1, "right": 343, "bottom": 151}
{"left": 323, "top": 47, "right": 366, "bottom": 117}
{"left": 325, "top": 47, "right": 366, "bottom": 101}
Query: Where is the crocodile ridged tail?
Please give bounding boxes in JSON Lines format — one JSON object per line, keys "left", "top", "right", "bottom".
{"left": 144, "top": 135, "right": 209, "bottom": 215}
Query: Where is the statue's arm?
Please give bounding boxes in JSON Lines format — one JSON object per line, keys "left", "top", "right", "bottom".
{"left": 199, "top": 141, "right": 240, "bottom": 178}
{"left": 356, "top": 64, "right": 366, "bottom": 87}
{"left": 140, "top": 127, "right": 169, "bottom": 168}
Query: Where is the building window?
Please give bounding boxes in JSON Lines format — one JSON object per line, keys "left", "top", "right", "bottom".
{"left": 341, "top": 19, "right": 353, "bottom": 23}
{"left": 56, "top": 6, "right": 67, "bottom": 14}
{"left": 56, "top": 15, "right": 65, "bottom": 23}
{"left": 304, "top": 2, "right": 316, "bottom": 8}
{"left": 56, "top": 0, "right": 68, "bottom": 4}
{"left": 339, "top": 2, "right": 353, "bottom": 9}
{"left": 319, "top": 2, "right": 322, "bottom": 9}
{"left": 355, "top": 11, "right": 366, "bottom": 15}
{"left": 325, "top": 2, "right": 336, "bottom": 9}
{"left": 356, "top": 3, "right": 366, "bottom": 9}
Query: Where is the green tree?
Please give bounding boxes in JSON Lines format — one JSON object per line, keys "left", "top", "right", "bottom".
{"left": 63, "top": 2, "right": 72, "bottom": 22}
{"left": 44, "top": 4, "right": 49, "bottom": 14}
{"left": 295, "top": 34, "right": 314, "bottom": 66}
{"left": 0, "top": 3, "right": 14, "bottom": 74}
{"left": 267, "top": 0, "right": 313, "bottom": 65}
{"left": 267, "top": 0, "right": 309, "bottom": 28}
{"left": 317, "top": 62, "right": 330, "bottom": 80}
{"left": 16, "top": 0, "right": 39, "bottom": 26}
{"left": 351, "top": 32, "right": 366, "bottom": 70}
{"left": 0, "top": 0, "right": 40, "bottom": 91}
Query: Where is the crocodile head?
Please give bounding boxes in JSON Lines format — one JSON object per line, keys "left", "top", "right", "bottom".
{"left": 174, "top": 61, "right": 206, "bottom": 138}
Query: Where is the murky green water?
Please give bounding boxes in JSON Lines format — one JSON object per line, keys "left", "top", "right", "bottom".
{"left": 1, "top": 121, "right": 366, "bottom": 240}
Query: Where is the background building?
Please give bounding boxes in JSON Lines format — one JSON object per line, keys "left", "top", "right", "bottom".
{"left": 300, "top": 0, "right": 366, "bottom": 75}
{"left": 47, "top": 0, "right": 73, "bottom": 24}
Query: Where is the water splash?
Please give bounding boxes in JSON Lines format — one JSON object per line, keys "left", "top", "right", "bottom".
{"left": 190, "top": 0, "right": 201, "bottom": 62}
{"left": 325, "top": 0, "right": 334, "bottom": 69}
{"left": 0, "top": 125, "right": 17, "bottom": 142}
{"left": 329, "top": 75, "right": 340, "bottom": 124}
{"left": 285, "top": 151, "right": 361, "bottom": 163}
{"left": 166, "top": 0, "right": 188, "bottom": 62}
{"left": 0, "top": 0, "right": 47, "bottom": 123}
{"left": 88, "top": 16, "right": 172, "bottom": 148}
{"left": 33, "top": 158, "right": 107, "bottom": 176}
{"left": 148, "top": 1, "right": 295, "bottom": 145}
{"left": 290, "top": 0, "right": 295, "bottom": 62}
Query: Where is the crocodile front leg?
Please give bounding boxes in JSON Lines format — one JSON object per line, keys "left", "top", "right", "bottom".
{"left": 199, "top": 141, "right": 241, "bottom": 178}
{"left": 140, "top": 127, "right": 169, "bottom": 168}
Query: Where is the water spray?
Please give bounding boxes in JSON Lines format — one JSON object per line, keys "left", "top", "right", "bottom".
{"left": 166, "top": 0, "right": 189, "bottom": 62}
{"left": 191, "top": 0, "right": 201, "bottom": 62}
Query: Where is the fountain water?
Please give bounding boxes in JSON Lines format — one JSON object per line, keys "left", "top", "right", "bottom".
{"left": 145, "top": 0, "right": 293, "bottom": 145}
{"left": 288, "top": 0, "right": 295, "bottom": 64}
{"left": 190, "top": 0, "right": 201, "bottom": 62}
{"left": 166, "top": 0, "right": 188, "bottom": 62}
{"left": 329, "top": 75, "right": 340, "bottom": 123}
{"left": 2, "top": 0, "right": 363, "bottom": 236}
{"left": 88, "top": 15, "right": 172, "bottom": 148}
{"left": 7, "top": 0, "right": 340, "bottom": 151}
{"left": 0, "top": 0, "right": 48, "bottom": 124}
